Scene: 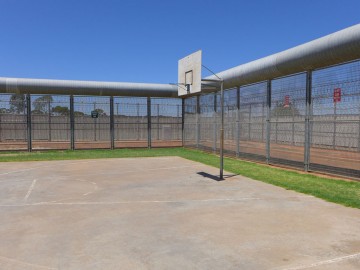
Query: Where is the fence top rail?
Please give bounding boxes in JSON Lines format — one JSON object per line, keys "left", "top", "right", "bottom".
{"left": 0, "top": 78, "right": 178, "bottom": 98}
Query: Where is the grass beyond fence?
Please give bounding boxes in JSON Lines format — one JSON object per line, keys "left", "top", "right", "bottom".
{"left": 0, "top": 147, "right": 359, "bottom": 209}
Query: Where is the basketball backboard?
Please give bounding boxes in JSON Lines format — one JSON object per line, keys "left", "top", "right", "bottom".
{"left": 178, "top": 50, "right": 202, "bottom": 97}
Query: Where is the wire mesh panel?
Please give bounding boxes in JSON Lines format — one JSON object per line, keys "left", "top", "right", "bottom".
{"left": 215, "top": 88, "right": 238, "bottom": 154}
{"left": 31, "top": 95, "right": 70, "bottom": 150}
{"left": 74, "top": 96, "right": 110, "bottom": 149}
{"left": 239, "top": 82, "right": 267, "bottom": 161}
{"left": 199, "top": 93, "right": 216, "bottom": 151}
{"left": 114, "top": 97, "right": 148, "bottom": 148}
{"left": 0, "top": 93, "right": 28, "bottom": 150}
{"left": 310, "top": 60, "right": 360, "bottom": 178}
{"left": 184, "top": 96, "right": 197, "bottom": 147}
{"left": 270, "top": 73, "right": 307, "bottom": 167}
{"left": 151, "top": 98, "right": 182, "bottom": 147}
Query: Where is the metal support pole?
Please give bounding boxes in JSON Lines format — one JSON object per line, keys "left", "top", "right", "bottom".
{"left": 248, "top": 104, "right": 251, "bottom": 140}
{"left": 304, "top": 71, "right": 312, "bottom": 171}
{"left": 110, "top": 96, "right": 114, "bottom": 150}
{"left": 220, "top": 80, "right": 224, "bottom": 180}
{"left": 93, "top": 102, "right": 97, "bottom": 141}
{"left": 0, "top": 113, "right": 2, "bottom": 142}
{"left": 147, "top": 97, "right": 151, "bottom": 149}
{"left": 196, "top": 95, "right": 200, "bottom": 148}
{"left": 157, "top": 104, "right": 160, "bottom": 140}
{"left": 266, "top": 80, "right": 271, "bottom": 164}
{"left": 48, "top": 99, "right": 51, "bottom": 141}
{"left": 136, "top": 103, "right": 140, "bottom": 140}
{"left": 261, "top": 101, "right": 265, "bottom": 141}
{"left": 292, "top": 100, "right": 295, "bottom": 146}
{"left": 26, "top": 94, "right": 32, "bottom": 152}
{"left": 116, "top": 102, "right": 119, "bottom": 141}
{"left": 275, "top": 113, "right": 278, "bottom": 144}
{"left": 70, "top": 95, "right": 75, "bottom": 150}
{"left": 177, "top": 104, "right": 180, "bottom": 141}
{"left": 333, "top": 102, "right": 337, "bottom": 149}
{"left": 181, "top": 99, "right": 185, "bottom": 146}
{"left": 236, "top": 86, "right": 240, "bottom": 157}
{"left": 213, "top": 93, "right": 217, "bottom": 153}
{"left": 358, "top": 106, "right": 360, "bottom": 152}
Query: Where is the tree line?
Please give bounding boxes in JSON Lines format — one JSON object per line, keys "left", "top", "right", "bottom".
{"left": 0, "top": 94, "right": 107, "bottom": 116}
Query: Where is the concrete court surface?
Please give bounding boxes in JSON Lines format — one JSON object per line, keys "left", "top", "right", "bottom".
{"left": 0, "top": 157, "right": 359, "bottom": 270}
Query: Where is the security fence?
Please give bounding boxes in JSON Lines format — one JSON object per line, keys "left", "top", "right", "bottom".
{"left": 1, "top": 61, "right": 359, "bottom": 179}
{"left": 0, "top": 95, "right": 182, "bottom": 151}
{"left": 184, "top": 60, "right": 360, "bottom": 179}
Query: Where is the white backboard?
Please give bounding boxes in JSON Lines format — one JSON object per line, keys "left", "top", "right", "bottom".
{"left": 178, "top": 50, "right": 202, "bottom": 97}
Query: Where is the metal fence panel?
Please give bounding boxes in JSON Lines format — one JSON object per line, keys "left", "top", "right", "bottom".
{"left": 184, "top": 96, "right": 197, "bottom": 147}
{"left": 199, "top": 93, "right": 216, "bottom": 152}
{"left": 213, "top": 89, "right": 238, "bottom": 154}
{"left": 31, "top": 94, "right": 70, "bottom": 150}
{"left": 239, "top": 82, "right": 267, "bottom": 161}
{"left": 113, "top": 97, "right": 148, "bottom": 148}
{"left": 310, "top": 61, "right": 360, "bottom": 177}
{"left": 74, "top": 96, "right": 111, "bottom": 149}
{"left": 0, "top": 94, "right": 28, "bottom": 150}
{"left": 270, "top": 73, "right": 307, "bottom": 168}
{"left": 151, "top": 98, "right": 182, "bottom": 147}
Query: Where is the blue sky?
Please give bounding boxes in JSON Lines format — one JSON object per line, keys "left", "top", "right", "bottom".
{"left": 0, "top": 0, "right": 359, "bottom": 84}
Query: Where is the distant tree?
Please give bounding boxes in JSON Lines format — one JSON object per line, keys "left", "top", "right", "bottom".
{"left": 9, "top": 94, "right": 26, "bottom": 113}
{"left": 0, "top": 108, "right": 10, "bottom": 114}
{"left": 52, "top": 106, "right": 70, "bottom": 116}
{"left": 93, "top": 108, "right": 107, "bottom": 116}
{"left": 271, "top": 102, "right": 301, "bottom": 118}
{"left": 74, "top": 111, "right": 85, "bottom": 116}
{"left": 33, "top": 95, "right": 53, "bottom": 113}
{"left": 31, "top": 109, "right": 45, "bottom": 115}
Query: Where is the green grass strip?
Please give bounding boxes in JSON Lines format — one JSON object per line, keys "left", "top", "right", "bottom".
{"left": 0, "top": 147, "right": 359, "bottom": 208}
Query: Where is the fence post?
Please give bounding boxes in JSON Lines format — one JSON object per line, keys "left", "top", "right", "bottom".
{"left": 275, "top": 111, "right": 278, "bottom": 144}
{"left": 177, "top": 104, "right": 180, "bottom": 142}
{"left": 248, "top": 103, "right": 251, "bottom": 140}
{"left": 110, "top": 96, "right": 114, "bottom": 150}
{"left": 26, "top": 94, "right": 32, "bottom": 152}
{"left": 333, "top": 102, "right": 337, "bottom": 149}
{"left": 196, "top": 95, "right": 200, "bottom": 148}
{"left": 70, "top": 95, "right": 75, "bottom": 150}
{"left": 157, "top": 104, "right": 160, "bottom": 141}
{"left": 292, "top": 100, "right": 295, "bottom": 146}
{"left": 213, "top": 93, "right": 217, "bottom": 152}
{"left": 304, "top": 71, "right": 312, "bottom": 172}
{"left": 261, "top": 101, "right": 265, "bottom": 141}
{"left": 93, "top": 102, "right": 97, "bottom": 141}
{"left": 136, "top": 103, "right": 140, "bottom": 141}
{"left": 182, "top": 98, "right": 185, "bottom": 146}
{"left": 266, "top": 80, "right": 271, "bottom": 164}
{"left": 236, "top": 86, "right": 240, "bottom": 157}
{"left": 48, "top": 99, "right": 51, "bottom": 141}
{"left": 147, "top": 97, "right": 151, "bottom": 149}
{"left": 358, "top": 106, "right": 360, "bottom": 152}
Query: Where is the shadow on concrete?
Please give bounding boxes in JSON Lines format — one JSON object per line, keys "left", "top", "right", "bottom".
{"left": 197, "top": 172, "right": 237, "bottom": 182}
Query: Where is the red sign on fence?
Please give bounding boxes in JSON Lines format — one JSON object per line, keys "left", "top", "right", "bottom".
{"left": 333, "top": 88, "right": 341, "bottom": 103}
{"left": 284, "top": 95, "right": 290, "bottom": 107}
